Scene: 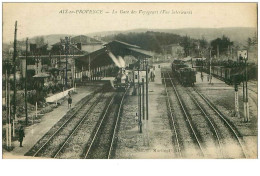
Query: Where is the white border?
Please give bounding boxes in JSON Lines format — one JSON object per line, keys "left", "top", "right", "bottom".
{"left": 0, "top": 1, "right": 259, "bottom": 176}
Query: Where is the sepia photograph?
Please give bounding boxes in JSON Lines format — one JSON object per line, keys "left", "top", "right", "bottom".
{"left": 1, "top": 2, "right": 258, "bottom": 160}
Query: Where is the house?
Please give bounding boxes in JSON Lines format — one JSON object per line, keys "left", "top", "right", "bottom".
{"left": 51, "top": 35, "right": 104, "bottom": 55}
{"left": 162, "top": 44, "right": 184, "bottom": 58}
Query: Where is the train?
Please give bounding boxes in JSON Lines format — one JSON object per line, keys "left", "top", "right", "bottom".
{"left": 171, "top": 59, "right": 196, "bottom": 86}
{"left": 194, "top": 59, "right": 257, "bottom": 85}
{"left": 113, "top": 68, "right": 129, "bottom": 90}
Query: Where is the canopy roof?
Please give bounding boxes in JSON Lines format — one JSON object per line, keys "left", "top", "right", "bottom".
{"left": 75, "top": 40, "right": 154, "bottom": 70}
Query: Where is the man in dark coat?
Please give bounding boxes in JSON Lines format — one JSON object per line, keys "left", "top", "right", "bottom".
{"left": 68, "top": 93, "right": 72, "bottom": 109}
{"left": 18, "top": 126, "right": 25, "bottom": 147}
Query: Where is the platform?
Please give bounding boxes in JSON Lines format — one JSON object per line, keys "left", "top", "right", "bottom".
{"left": 3, "top": 87, "right": 96, "bottom": 159}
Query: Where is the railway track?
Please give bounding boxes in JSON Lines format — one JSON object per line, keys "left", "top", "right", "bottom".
{"left": 166, "top": 71, "right": 224, "bottom": 158}
{"left": 162, "top": 71, "right": 205, "bottom": 158}
{"left": 163, "top": 69, "right": 247, "bottom": 158}
{"left": 54, "top": 92, "right": 114, "bottom": 159}
{"left": 84, "top": 89, "right": 128, "bottom": 159}
{"left": 190, "top": 88, "right": 247, "bottom": 158}
{"left": 162, "top": 72, "right": 182, "bottom": 158}
{"left": 248, "top": 87, "right": 257, "bottom": 95}
{"left": 26, "top": 87, "right": 112, "bottom": 158}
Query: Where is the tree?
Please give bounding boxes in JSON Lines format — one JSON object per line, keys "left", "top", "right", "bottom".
{"left": 35, "top": 36, "right": 45, "bottom": 47}
{"left": 247, "top": 37, "right": 252, "bottom": 47}
{"left": 210, "top": 35, "right": 233, "bottom": 57}
{"left": 180, "top": 35, "right": 191, "bottom": 57}
{"left": 199, "top": 37, "right": 209, "bottom": 57}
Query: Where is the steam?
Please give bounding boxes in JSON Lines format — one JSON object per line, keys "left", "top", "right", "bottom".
{"left": 118, "top": 56, "right": 126, "bottom": 68}
{"left": 107, "top": 51, "right": 126, "bottom": 68}
{"left": 107, "top": 51, "right": 121, "bottom": 67}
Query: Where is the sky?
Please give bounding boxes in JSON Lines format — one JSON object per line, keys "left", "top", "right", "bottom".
{"left": 3, "top": 3, "right": 257, "bottom": 43}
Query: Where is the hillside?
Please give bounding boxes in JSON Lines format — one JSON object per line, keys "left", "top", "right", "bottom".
{"left": 88, "top": 27, "right": 257, "bottom": 46}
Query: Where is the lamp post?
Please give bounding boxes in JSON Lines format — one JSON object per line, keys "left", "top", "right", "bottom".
{"left": 145, "top": 58, "right": 149, "bottom": 121}
{"left": 138, "top": 59, "right": 142, "bottom": 133}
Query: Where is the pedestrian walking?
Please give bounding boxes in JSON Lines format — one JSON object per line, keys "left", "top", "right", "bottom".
{"left": 201, "top": 72, "right": 204, "bottom": 82}
{"left": 18, "top": 126, "right": 25, "bottom": 147}
{"left": 68, "top": 93, "right": 72, "bottom": 109}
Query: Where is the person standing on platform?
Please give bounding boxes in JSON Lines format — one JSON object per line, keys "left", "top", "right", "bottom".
{"left": 18, "top": 126, "right": 25, "bottom": 147}
{"left": 68, "top": 92, "right": 72, "bottom": 109}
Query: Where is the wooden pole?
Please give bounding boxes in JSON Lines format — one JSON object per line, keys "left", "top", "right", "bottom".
{"left": 210, "top": 48, "right": 212, "bottom": 84}
{"left": 12, "top": 21, "right": 17, "bottom": 133}
{"left": 8, "top": 82, "right": 11, "bottom": 147}
{"left": 35, "top": 102, "right": 37, "bottom": 124}
{"left": 217, "top": 45, "right": 219, "bottom": 59}
{"left": 25, "top": 38, "right": 28, "bottom": 126}
{"left": 65, "top": 37, "right": 68, "bottom": 89}
{"left": 6, "top": 69, "right": 9, "bottom": 148}
{"left": 133, "top": 67, "right": 136, "bottom": 95}
{"left": 245, "top": 59, "right": 249, "bottom": 121}
{"left": 146, "top": 60, "right": 149, "bottom": 120}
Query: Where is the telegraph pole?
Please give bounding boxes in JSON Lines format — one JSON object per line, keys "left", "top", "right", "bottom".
{"left": 242, "top": 64, "right": 246, "bottom": 121}
{"left": 65, "top": 37, "right": 69, "bottom": 89}
{"left": 209, "top": 48, "right": 212, "bottom": 84}
{"left": 5, "top": 68, "right": 8, "bottom": 148}
{"left": 89, "top": 55, "right": 91, "bottom": 81}
{"left": 217, "top": 45, "right": 219, "bottom": 59}
{"left": 5, "top": 61, "right": 11, "bottom": 148}
{"left": 25, "top": 38, "right": 29, "bottom": 125}
{"left": 245, "top": 59, "right": 249, "bottom": 121}
{"left": 13, "top": 21, "right": 17, "bottom": 126}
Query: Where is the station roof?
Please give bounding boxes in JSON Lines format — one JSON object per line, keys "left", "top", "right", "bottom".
{"left": 75, "top": 40, "right": 154, "bottom": 70}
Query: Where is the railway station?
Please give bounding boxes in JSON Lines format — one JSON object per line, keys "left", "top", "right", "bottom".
{"left": 3, "top": 37, "right": 257, "bottom": 159}
{"left": 2, "top": 3, "right": 258, "bottom": 160}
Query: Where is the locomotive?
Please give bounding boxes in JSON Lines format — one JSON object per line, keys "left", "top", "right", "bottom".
{"left": 113, "top": 68, "right": 129, "bottom": 90}
{"left": 171, "top": 59, "right": 196, "bottom": 86}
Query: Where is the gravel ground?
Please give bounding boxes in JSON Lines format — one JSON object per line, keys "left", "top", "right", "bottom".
{"left": 56, "top": 92, "right": 114, "bottom": 159}
{"left": 115, "top": 67, "right": 180, "bottom": 159}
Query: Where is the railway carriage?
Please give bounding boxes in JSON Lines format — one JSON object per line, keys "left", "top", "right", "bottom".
{"left": 196, "top": 59, "right": 247, "bottom": 85}
{"left": 172, "top": 59, "right": 196, "bottom": 86}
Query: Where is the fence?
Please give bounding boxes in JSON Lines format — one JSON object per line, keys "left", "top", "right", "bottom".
{"left": 45, "top": 87, "right": 75, "bottom": 103}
